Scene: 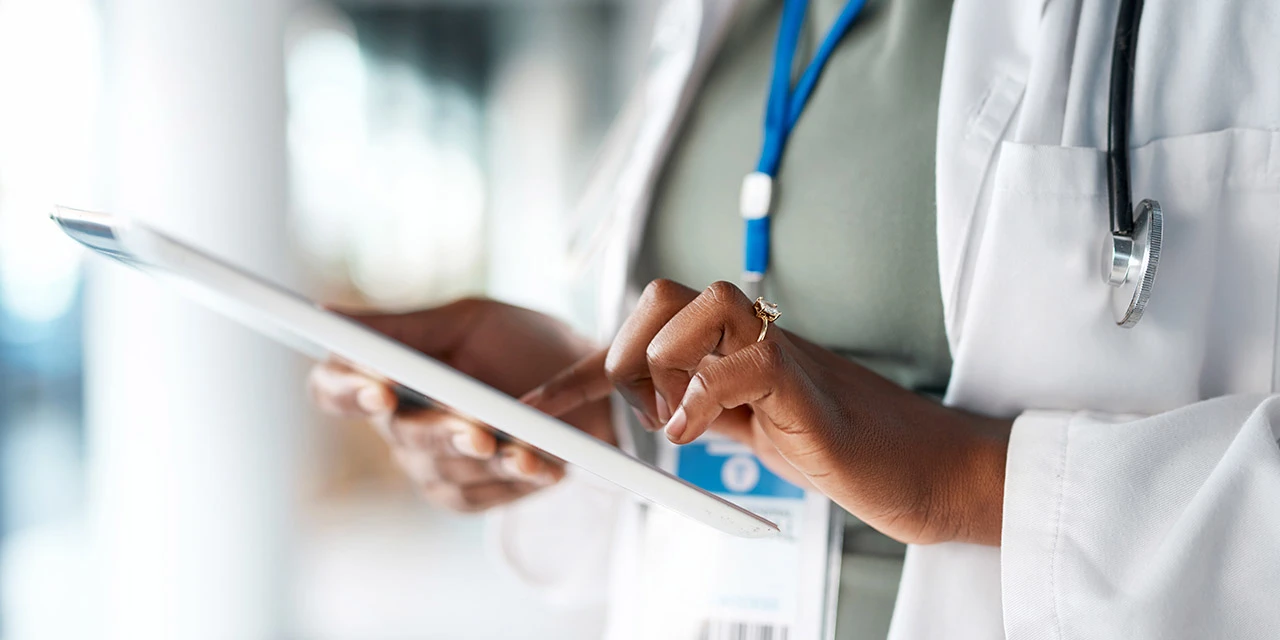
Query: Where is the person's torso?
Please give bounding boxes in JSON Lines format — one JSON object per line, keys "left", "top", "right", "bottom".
{"left": 636, "top": 0, "right": 955, "bottom": 393}
{"left": 623, "top": 2, "right": 955, "bottom": 638}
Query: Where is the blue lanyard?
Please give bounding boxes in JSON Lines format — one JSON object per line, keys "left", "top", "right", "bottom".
{"left": 741, "top": 0, "right": 868, "bottom": 286}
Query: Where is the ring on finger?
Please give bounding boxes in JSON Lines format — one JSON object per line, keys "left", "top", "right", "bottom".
{"left": 753, "top": 297, "right": 781, "bottom": 342}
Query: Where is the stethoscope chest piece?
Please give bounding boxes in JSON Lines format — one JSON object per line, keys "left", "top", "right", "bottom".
{"left": 1102, "top": 199, "right": 1163, "bottom": 327}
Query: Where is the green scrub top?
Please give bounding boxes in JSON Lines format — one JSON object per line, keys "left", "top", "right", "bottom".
{"left": 637, "top": 0, "right": 954, "bottom": 394}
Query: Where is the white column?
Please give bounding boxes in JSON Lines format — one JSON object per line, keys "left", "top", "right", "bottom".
{"left": 88, "top": 1, "right": 300, "bottom": 639}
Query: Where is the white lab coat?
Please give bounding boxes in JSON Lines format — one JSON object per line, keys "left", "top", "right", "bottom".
{"left": 493, "top": 0, "right": 1280, "bottom": 637}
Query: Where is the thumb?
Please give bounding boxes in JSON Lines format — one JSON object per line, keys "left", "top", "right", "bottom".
{"left": 664, "top": 340, "right": 811, "bottom": 451}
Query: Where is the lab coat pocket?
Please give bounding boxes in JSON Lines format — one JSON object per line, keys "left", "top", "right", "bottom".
{"left": 947, "top": 129, "right": 1280, "bottom": 417}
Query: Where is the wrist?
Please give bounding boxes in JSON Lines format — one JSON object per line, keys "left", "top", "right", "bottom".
{"left": 811, "top": 396, "right": 1007, "bottom": 545}
{"left": 937, "top": 412, "right": 1011, "bottom": 546}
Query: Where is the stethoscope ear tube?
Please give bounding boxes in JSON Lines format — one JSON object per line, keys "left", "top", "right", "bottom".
{"left": 1103, "top": 0, "right": 1161, "bottom": 327}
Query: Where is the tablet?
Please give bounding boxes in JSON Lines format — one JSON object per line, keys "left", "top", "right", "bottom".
{"left": 52, "top": 206, "right": 779, "bottom": 538}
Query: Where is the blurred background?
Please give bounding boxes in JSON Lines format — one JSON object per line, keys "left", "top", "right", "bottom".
{"left": 0, "top": 0, "right": 658, "bottom": 638}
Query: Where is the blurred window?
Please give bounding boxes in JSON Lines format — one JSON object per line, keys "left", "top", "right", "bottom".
{"left": 284, "top": 4, "right": 639, "bottom": 639}
{"left": 286, "top": 5, "right": 489, "bottom": 308}
{"left": 285, "top": 2, "right": 632, "bottom": 317}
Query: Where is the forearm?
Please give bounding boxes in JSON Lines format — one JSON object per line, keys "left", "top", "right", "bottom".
{"left": 798, "top": 347, "right": 1012, "bottom": 547}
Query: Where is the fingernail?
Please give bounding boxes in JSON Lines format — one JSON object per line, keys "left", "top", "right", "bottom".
{"left": 451, "top": 431, "right": 479, "bottom": 458}
{"left": 357, "top": 385, "right": 391, "bottom": 415}
{"left": 655, "top": 391, "right": 671, "bottom": 423}
{"left": 665, "top": 406, "right": 687, "bottom": 443}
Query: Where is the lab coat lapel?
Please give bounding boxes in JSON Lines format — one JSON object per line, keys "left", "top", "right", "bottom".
{"left": 933, "top": 0, "right": 1039, "bottom": 356}
{"left": 593, "top": 0, "right": 739, "bottom": 339}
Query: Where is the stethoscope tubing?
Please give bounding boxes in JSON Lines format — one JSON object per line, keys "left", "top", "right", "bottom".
{"left": 1107, "top": 0, "right": 1146, "bottom": 237}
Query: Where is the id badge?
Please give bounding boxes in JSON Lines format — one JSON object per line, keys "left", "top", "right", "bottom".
{"left": 607, "top": 435, "right": 842, "bottom": 640}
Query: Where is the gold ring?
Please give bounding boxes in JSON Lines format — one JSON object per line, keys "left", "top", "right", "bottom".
{"left": 753, "top": 297, "right": 780, "bottom": 342}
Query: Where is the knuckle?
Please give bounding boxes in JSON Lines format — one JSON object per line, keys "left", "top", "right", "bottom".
{"left": 644, "top": 340, "right": 671, "bottom": 368}
{"left": 703, "top": 280, "right": 743, "bottom": 305}
{"left": 687, "top": 370, "right": 713, "bottom": 398}
{"left": 603, "top": 346, "right": 626, "bottom": 383}
{"left": 641, "top": 278, "right": 682, "bottom": 304}
{"left": 753, "top": 340, "right": 788, "bottom": 371}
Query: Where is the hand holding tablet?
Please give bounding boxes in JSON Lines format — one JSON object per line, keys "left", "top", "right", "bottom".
{"left": 308, "top": 301, "right": 614, "bottom": 512}
{"left": 52, "top": 206, "right": 779, "bottom": 538}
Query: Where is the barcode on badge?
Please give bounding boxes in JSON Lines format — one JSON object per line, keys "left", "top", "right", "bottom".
{"left": 697, "top": 620, "right": 789, "bottom": 640}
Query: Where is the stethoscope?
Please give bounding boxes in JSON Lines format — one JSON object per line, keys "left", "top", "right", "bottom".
{"left": 1102, "top": 0, "right": 1162, "bottom": 327}
{"left": 741, "top": 0, "right": 1161, "bottom": 328}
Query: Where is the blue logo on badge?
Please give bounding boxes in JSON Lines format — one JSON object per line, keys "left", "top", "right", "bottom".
{"left": 674, "top": 439, "right": 804, "bottom": 499}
